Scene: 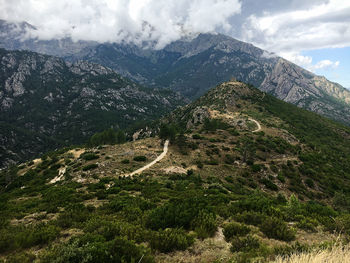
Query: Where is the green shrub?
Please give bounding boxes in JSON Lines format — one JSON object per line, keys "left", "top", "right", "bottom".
{"left": 121, "top": 159, "right": 130, "bottom": 164}
{"left": 204, "top": 118, "right": 230, "bottom": 131}
{"left": 41, "top": 235, "right": 153, "bottom": 263}
{"left": 304, "top": 178, "right": 314, "bottom": 188}
{"left": 133, "top": 156, "right": 147, "bottom": 162}
{"left": 146, "top": 197, "right": 209, "bottom": 230}
{"left": 80, "top": 152, "right": 99, "bottom": 161}
{"left": 17, "top": 223, "right": 60, "bottom": 249}
{"left": 205, "top": 159, "right": 219, "bottom": 165}
{"left": 56, "top": 204, "right": 91, "bottom": 228}
{"left": 296, "top": 217, "right": 318, "bottom": 232}
{"left": 5, "top": 252, "right": 36, "bottom": 263}
{"left": 192, "top": 210, "right": 217, "bottom": 239}
{"left": 334, "top": 214, "right": 350, "bottom": 234}
{"left": 223, "top": 222, "right": 250, "bottom": 241}
{"left": 230, "top": 235, "right": 260, "bottom": 253}
{"left": 82, "top": 163, "right": 98, "bottom": 171}
{"left": 192, "top": 134, "right": 202, "bottom": 139}
{"left": 251, "top": 164, "right": 261, "bottom": 172}
{"left": 260, "top": 178, "right": 278, "bottom": 191}
{"left": 89, "top": 128, "right": 126, "bottom": 146}
{"left": 149, "top": 228, "right": 194, "bottom": 253}
{"left": 259, "top": 217, "right": 295, "bottom": 241}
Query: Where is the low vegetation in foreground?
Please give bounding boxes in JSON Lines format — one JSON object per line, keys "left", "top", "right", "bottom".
{"left": 0, "top": 81, "right": 350, "bottom": 262}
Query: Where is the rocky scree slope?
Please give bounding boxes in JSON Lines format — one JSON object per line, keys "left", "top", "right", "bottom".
{"left": 0, "top": 48, "right": 185, "bottom": 167}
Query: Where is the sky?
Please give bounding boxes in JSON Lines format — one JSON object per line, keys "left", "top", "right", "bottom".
{"left": 0, "top": 0, "right": 349, "bottom": 88}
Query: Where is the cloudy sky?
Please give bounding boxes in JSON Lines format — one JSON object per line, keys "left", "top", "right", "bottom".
{"left": 0, "top": 0, "right": 349, "bottom": 88}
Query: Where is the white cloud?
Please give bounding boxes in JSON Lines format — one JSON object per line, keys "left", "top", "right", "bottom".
{"left": 314, "top": 60, "right": 340, "bottom": 70}
{"left": 0, "top": 0, "right": 241, "bottom": 48}
{"left": 280, "top": 52, "right": 340, "bottom": 72}
{"left": 241, "top": 0, "right": 350, "bottom": 69}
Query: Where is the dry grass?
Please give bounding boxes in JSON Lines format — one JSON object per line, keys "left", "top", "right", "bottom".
{"left": 273, "top": 244, "right": 350, "bottom": 263}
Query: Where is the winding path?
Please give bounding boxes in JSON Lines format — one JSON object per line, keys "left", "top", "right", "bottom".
{"left": 249, "top": 118, "right": 262, "bottom": 132}
{"left": 127, "top": 140, "right": 169, "bottom": 177}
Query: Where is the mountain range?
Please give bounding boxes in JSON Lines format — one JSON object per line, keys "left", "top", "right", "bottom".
{"left": 1, "top": 20, "right": 350, "bottom": 126}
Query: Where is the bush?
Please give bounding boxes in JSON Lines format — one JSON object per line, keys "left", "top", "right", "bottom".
{"left": 192, "top": 134, "right": 202, "bottom": 139}
{"left": 230, "top": 235, "right": 260, "bottom": 253}
{"left": 260, "top": 178, "right": 278, "bottom": 191}
{"left": 223, "top": 222, "right": 250, "bottom": 241}
{"left": 56, "top": 204, "right": 91, "bottom": 228}
{"left": 296, "top": 217, "right": 318, "bottom": 232}
{"left": 5, "top": 252, "right": 36, "bottom": 263}
{"left": 146, "top": 197, "right": 209, "bottom": 230}
{"left": 133, "top": 156, "right": 147, "bottom": 162}
{"left": 259, "top": 217, "right": 295, "bottom": 241}
{"left": 80, "top": 152, "right": 99, "bottom": 161}
{"left": 192, "top": 210, "right": 217, "bottom": 239}
{"left": 82, "top": 163, "right": 98, "bottom": 171}
{"left": 41, "top": 235, "right": 154, "bottom": 263}
{"left": 251, "top": 164, "right": 262, "bottom": 172}
{"left": 334, "top": 214, "right": 350, "bottom": 234}
{"left": 305, "top": 178, "right": 314, "bottom": 188}
{"left": 121, "top": 159, "right": 130, "bottom": 164}
{"left": 17, "top": 223, "right": 60, "bottom": 249}
{"left": 89, "top": 128, "right": 126, "bottom": 146}
{"left": 159, "top": 123, "right": 177, "bottom": 141}
{"left": 204, "top": 118, "right": 230, "bottom": 131}
{"left": 149, "top": 228, "right": 194, "bottom": 253}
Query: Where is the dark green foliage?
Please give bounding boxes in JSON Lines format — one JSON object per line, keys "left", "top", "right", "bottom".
{"left": 234, "top": 212, "right": 266, "bottom": 226}
{"left": 192, "top": 134, "right": 202, "bottom": 139}
{"left": 223, "top": 222, "right": 250, "bottom": 241}
{"left": 0, "top": 223, "right": 60, "bottom": 253}
{"left": 56, "top": 204, "right": 91, "bottom": 228}
{"left": 230, "top": 235, "right": 260, "bottom": 253}
{"left": 333, "top": 214, "right": 350, "bottom": 234}
{"left": 159, "top": 123, "right": 177, "bottom": 141}
{"left": 89, "top": 129, "right": 126, "bottom": 146}
{"left": 146, "top": 196, "right": 210, "bottom": 230}
{"left": 203, "top": 118, "right": 230, "bottom": 131}
{"left": 41, "top": 235, "right": 154, "bottom": 263}
{"left": 133, "top": 156, "right": 147, "bottom": 162}
{"left": 121, "top": 159, "right": 130, "bottom": 164}
{"left": 251, "top": 164, "right": 261, "bottom": 172}
{"left": 273, "top": 242, "right": 311, "bottom": 257}
{"left": 192, "top": 210, "right": 217, "bottom": 239}
{"left": 82, "top": 163, "right": 98, "bottom": 171}
{"left": 259, "top": 217, "right": 295, "bottom": 241}
{"left": 80, "top": 152, "right": 99, "bottom": 161}
{"left": 4, "top": 252, "right": 36, "bottom": 263}
{"left": 149, "top": 228, "right": 194, "bottom": 253}
{"left": 259, "top": 178, "right": 278, "bottom": 191}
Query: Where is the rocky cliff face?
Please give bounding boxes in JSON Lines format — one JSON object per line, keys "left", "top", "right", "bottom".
{"left": 0, "top": 48, "right": 185, "bottom": 167}
{"left": 260, "top": 59, "right": 350, "bottom": 125}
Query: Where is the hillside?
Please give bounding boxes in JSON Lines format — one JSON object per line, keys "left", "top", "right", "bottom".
{"left": 0, "top": 48, "right": 185, "bottom": 167}
{"left": 1, "top": 81, "right": 349, "bottom": 262}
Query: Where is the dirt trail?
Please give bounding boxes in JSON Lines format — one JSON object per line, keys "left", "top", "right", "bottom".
{"left": 249, "top": 118, "right": 261, "bottom": 132}
{"left": 127, "top": 140, "right": 169, "bottom": 177}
